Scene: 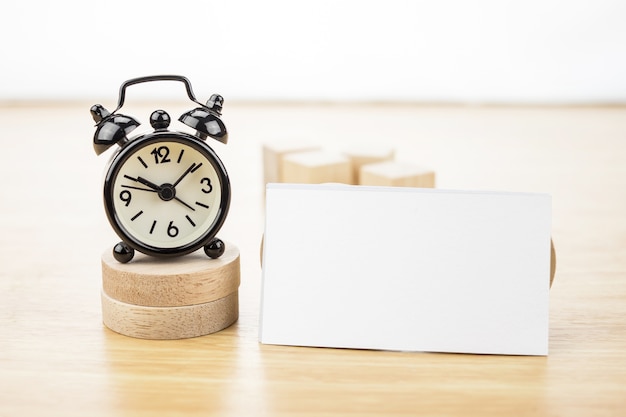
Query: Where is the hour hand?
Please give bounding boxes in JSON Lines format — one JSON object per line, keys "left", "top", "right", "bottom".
{"left": 134, "top": 176, "right": 162, "bottom": 191}
{"left": 123, "top": 175, "right": 162, "bottom": 191}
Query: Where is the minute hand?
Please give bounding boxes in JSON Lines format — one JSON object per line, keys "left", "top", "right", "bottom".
{"left": 172, "top": 163, "right": 196, "bottom": 187}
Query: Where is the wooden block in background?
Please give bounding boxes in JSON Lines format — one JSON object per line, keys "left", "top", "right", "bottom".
{"left": 342, "top": 146, "right": 395, "bottom": 185}
{"left": 263, "top": 142, "right": 320, "bottom": 184}
{"left": 281, "top": 150, "right": 352, "bottom": 184}
{"left": 102, "top": 291, "right": 239, "bottom": 340}
{"left": 360, "top": 161, "right": 435, "bottom": 188}
{"left": 101, "top": 244, "right": 240, "bottom": 307}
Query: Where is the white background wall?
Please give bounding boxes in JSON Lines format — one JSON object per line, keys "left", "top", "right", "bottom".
{"left": 2, "top": 0, "right": 626, "bottom": 103}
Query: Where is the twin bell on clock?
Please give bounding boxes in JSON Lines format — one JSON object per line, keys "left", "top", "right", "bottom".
{"left": 90, "top": 75, "right": 231, "bottom": 264}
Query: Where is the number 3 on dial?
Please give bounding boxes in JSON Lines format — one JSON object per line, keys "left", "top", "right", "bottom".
{"left": 201, "top": 177, "right": 213, "bottom": 193}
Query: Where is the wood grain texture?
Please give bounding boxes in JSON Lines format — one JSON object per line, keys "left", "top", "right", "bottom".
{"left": 1, "top": 103, "right": 625, "bottom": 416}
{"left": 101, "top": 244, "right": 240, "bottom": 306}
{"left": 360, "top": 160, "right": 436, "bottom": 187}
{"left": 281, "top": 150, "right": 353, "bottom": 184}
{"left": 101, "top": 290, "right": 239, "bottom": 339}
{"left": 262, "top": 141, "right": 320, "bottom": 184}
{"left": 341, "top": 145, "right": 395, "bottom": 184}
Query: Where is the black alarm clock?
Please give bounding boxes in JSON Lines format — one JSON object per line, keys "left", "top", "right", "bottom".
{"left": 91, "top": 75, "right": 230, "bottom": 263}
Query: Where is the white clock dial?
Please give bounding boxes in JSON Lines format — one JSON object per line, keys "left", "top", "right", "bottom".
{"left": 110, "top": 140, "right": 223, "bottom": 249}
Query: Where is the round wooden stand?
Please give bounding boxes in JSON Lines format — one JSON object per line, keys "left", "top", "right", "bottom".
{"left": 101, "top": 291, "right": 238, "bottom": 340}
{"left": 102, "top": 245, "right": 240, "bottom": 307}
{"left": 101, "top": 243, "right": 240, "bottom": 339}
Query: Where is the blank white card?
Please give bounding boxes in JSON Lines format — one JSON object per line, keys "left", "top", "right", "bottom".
{"left": 260, "top": 184, "right": 551, "bottom": 356}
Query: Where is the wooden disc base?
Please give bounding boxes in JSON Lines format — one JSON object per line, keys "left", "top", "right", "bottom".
{"left": 101, "top": 244, "right": 240, "bottom": 307}
{"left": 101, "top": 243, "right": 240, "bottom": 339}
{"left": 101, "top": 291, "right": 239, "bottom": 340}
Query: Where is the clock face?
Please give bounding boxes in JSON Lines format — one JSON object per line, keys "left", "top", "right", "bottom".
{"left": 104, "top": 133, "right": 230, "bottom": 255}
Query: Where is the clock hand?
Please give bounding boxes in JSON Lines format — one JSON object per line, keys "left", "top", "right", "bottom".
{"left": 136, "top": 176, "right": 162, "bottom": 191}
{"left": 125, "top": 174, "right": 195, "bottom": 211}
{"left": 174, "top": 196, "right": 196, "bottom": 211}
{"left": 121, "top": 184, "right": 158, "bottom": 193}
{"left": 123, "top": 175, "right": 162, "bottom": 191}
{"left": 172, "top": 163, "right": 196, "bottom": 187}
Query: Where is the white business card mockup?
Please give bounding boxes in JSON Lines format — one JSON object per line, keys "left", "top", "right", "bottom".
{"left": 260, "top": 184, "right": 551, "bottom": 356}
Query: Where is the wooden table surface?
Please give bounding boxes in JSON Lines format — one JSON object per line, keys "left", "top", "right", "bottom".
{"left": 1, "top": 102, "right": 625, "bottom": 416}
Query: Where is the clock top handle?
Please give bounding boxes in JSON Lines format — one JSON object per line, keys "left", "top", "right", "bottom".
{"left": 112, "top": 75, "right": 205, "bottom": 114}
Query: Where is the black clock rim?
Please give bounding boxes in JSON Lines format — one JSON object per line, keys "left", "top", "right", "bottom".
{"left": 103, "top": 131, "right": 231, "bottom": 258}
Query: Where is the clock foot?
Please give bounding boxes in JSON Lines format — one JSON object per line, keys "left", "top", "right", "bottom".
{"left": 204, "top": 238, "right": 225, "bottom": 259}
{"left": 113, "top": 242, "right": 135, "bottom": 263}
